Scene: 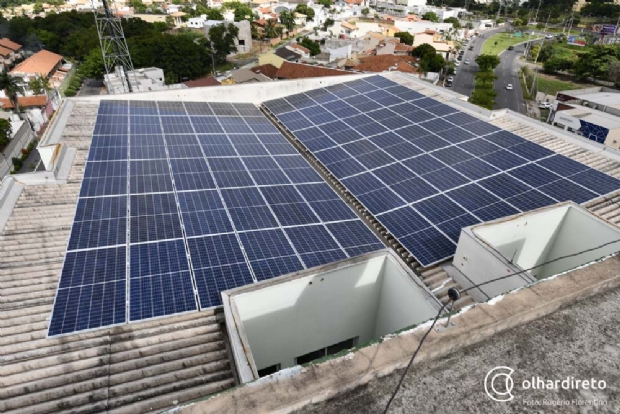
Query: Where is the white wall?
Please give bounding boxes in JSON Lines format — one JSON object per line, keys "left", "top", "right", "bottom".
{"left": 373, "top": 255, "right": 438, "bottom": 338}
{"left": 540, "top": 207, "right": 620, "bottom": 277}
{"left": 235, "top": 257, "right": 387, "bottom": 370}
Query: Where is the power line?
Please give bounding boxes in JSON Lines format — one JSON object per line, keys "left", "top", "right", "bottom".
{"left": 382, "top": 235, "right": 620, "bottom": 413}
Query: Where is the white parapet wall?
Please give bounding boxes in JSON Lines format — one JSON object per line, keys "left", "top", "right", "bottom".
{"left": 222, "top": 250, "right": 441, "bottom": 383}
{"left": 452, "top": 201, "right": 620, "bottom": 301}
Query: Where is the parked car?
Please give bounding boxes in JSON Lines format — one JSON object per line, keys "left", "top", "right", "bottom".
{"left": 508, "top": 46, "right": 514, "bottom": 51}
{"left": 454, "top": 61, "right": 460, "bottom": 67}
{"left": 506, "top": 84, "right": 513, "bottom": 90}
{"left": 446, "top": 81, "right": 453, "bottom": 87}
{"left": 539, "top": 101, "right": 552, "bottom": 109}
{"left": 447, "top": 76, "right": 454, "bottom": 82}
{"left": 545, "top": 34, "right": 554, "bottom": 39}
{"left": 464, "top": 59, "right": 470, "bottom": 65}
{"left": 468, "top": 46, "right": 474, "bottom": 50}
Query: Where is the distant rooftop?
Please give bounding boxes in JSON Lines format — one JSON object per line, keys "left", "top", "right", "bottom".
{"left": 10, "top": 49, "right": 62, "bottom": 77}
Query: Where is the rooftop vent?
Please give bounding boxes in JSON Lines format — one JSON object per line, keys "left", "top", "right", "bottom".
{"left": 450, "top": 202, "right": 620, "bottom": 302}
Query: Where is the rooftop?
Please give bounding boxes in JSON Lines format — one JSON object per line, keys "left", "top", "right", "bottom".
{"left": 4, "top": 72, "right": 620, "bottom": 414}
{"left": 250, "top": 63, "right": 279, "bottom": 79}
{"left": 0, "top": 45, "right": 13, "bottom": 57}
{"left": 9, "top": 49, "right": 63, "bottom": 77}
{"left": 183, "top": 76, "right": 221, "bottom": 88}
{"left": 559, "top": 105, "right": 620, "bottom": 130}
{"left": 353, "top": 54, "right": 418, "bottom": 73}
{"left": 0, "top": 37, "right": 22, "bottom": 51}
{"left": 0, "top": 95, "right": 48, "bottom": 109}
{"left": 276, "top": 61, "right": 355, "bottom": 79}
{"left": 274, "top": 46, "right": 303, "bottom": 61}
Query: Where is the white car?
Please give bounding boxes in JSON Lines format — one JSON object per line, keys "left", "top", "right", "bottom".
{"left": 539, "top": 101, "right": 552, "bottom": 109}
{"left": 454, "top": 61, "right": 460, "bottom": 67}
{"left": 464, "top": 59, "right": 470, "bottom": 65}
{"left": 447, "top": 76, "right": 454, "bottom": 82}
{"left": 506, "top": 84, "right": 513, "bottom": 90}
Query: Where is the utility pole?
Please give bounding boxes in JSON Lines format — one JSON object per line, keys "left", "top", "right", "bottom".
{"left": 495, "top": 0, "right": 502, "bottom": 27}
{"left": 534, "top": 0, "right": 542, "bottom": 23}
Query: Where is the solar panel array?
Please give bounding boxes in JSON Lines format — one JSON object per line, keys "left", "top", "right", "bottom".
{"left": 264, "top": 75, "right": 620, "bottom": 267}
{"left": 49, "top": 100, "right": 383, "bottom": 336}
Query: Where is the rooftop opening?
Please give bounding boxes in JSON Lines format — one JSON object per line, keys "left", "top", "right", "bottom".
{"left": 222, "top": 250, "right": 441, "bottom": 383}
{"left": 451, "top": 202, "right": 620, "bottom": 301}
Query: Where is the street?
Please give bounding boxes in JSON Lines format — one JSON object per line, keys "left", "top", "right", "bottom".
{"left": 492, "top": 45, "right": 526, "bottom": 113}
{"left": 451, "top": 27, "right": 504, "bottom": 98}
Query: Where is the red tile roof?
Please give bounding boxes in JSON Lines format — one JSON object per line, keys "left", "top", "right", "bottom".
{"left": 289, "top": 43, "right": 310, "bottom": 54}
{"left": 276, "top": 61, "right": 355, "bottom": 80}
{"left": 0, "top": 38, "right": 22, "bottom": 51}
{"left": 10, "top": 50, "right": 63, "bottom": 77}
{"left": 0, "top": 95, "right": 47, "bottom": 109}
{"left": 183, "top": 77, "right": 220, "bottom": 88}
{"left": 0, "top": 45, "right": 13, "bottom": 57}
{"left": 250, "top": 64, "right": 279, "bottom": 79}
{"left": 353, "top": 55, "right": 418, "bottom": 74}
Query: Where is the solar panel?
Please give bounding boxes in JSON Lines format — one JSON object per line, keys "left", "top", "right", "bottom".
{"left": 264, "top": 75, "right": 620, "bottom": 266}
{"left": 50, "top": 99, "right": 383, "bottom": 336}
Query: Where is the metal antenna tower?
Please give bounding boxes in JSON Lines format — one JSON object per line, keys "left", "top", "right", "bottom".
{"left": 93, "top": 0, "right": 135, "bottom": 93}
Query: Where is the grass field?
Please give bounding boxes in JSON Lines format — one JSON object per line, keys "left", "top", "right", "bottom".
{"left": 481, "top": 33, "right": 541, "bottom": 55}
{"left": 535, "top": 74, "right": 588, "bottom": 96}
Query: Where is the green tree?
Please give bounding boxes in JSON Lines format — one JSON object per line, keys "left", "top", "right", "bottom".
{"left": 419, "top": 52, "right": 445, "bottom": 73}
{"left": 475, "top": 70, "right": 497, "bottom": 85}
{"left": 411, "top": 43, "right": 436, "bottom": 59}
{"left": 469, "top": 88, "right": 496, "bottom": 109}
{"left": 224, "top": 1, "right": 253, "bottom": 22}
{"left": 475, "top": 54, "right": 501, "bottom": 71}
{"left": 443, "top": 16, "right": 461, "bottom": 28}
{"left": 205, "top": 6, "right": 224, "bottom": 20}
{"left": 79, "top": 48, "right": 106, "bottom": 78}
{"left": 0, "top": 118, "right": 11, "bottom": 152}
{"left": 318, "top": 0, "right": 332, "bottom": 6}
{"left": 361, "top": 7, "right": 369, "bottom": 17}
{"left": 422, "top": 12, "right": 439, "bottom": 22}
{"left": 295, "top": 4, "right": 315, "bottom": 19}
{"left": 279, "top": 10, "right": 295, "bottom": 32}
{"left": 299, "top": 37, "right": 320, "bottom": 56}
{"left": 33, "top": 2, "right": 43, "bottom": 13}
{"left": 207, "top": 22, "right": 239, "bottom": 64}
{"left": 263, "top": 19, "right": 278, "bottom": 39}
{"left": 322, "top": 18, "right": 334, "bottom": 31}
{"left": 28, "top": 75, "right": 50, "bottom": 94}
{"left": 393, "top": 31, "right": 413, "bottom": 46}
{"left": 465, "top": 21, "right": 474, "bottom": 29}
{"left": 129, "top": 0, "right": 146, "bottom": 13}
{"left": 0, "top": 70, "right": 21, "bottom": 114}
{"left": 543, "top": 56, "right": 574, "bottom": 73}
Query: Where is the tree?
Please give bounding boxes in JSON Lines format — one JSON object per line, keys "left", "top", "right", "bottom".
{"left": 205, "top": 8, "right": 224, "bottom": 20}
{"left": 299, "top": 37, "right": 320, "bottom": 56}
{"left": 318, "top": 0, "right": 332, "bottom": 6}
{"left": 475, "top": 54, "right": 500, "bottom": 71}
{"left": 79, "top": 48, "right": 105, "bottom": 79}
{"left": 422, "top": 12, "right": 439, "bottom": 22}
{"left": 361, "top": 7, "right": 370, "bottom": 17}
{"left": 466, "top": 22, "right": 474, "bottom": 30}
{"left": 411, "top": 43, "right": 436, "bottom": 59}
{"left": 28, "top": 75, "right": 50, "bottom": 94}
{"left": 419, "top": 52, "right": 445, "bottom": 73}
{"left": 543, "top": 56, "right": 574, "bottom": 74}
{"left": 322, "top": 18, "right": 335, "bottom": 31}
{"left": 608, "top": 60, "right": 620, "bottom": 85}
{"left": 279, "top": 10, "right": 295, "bottom": 32}
{"left": 0, "top": 70, "right": 21, "bottom": 114}
{"left": 263, "top": 19, "right": 278, "bottom": 39}
{"left": 295, "top": 4, "right": 315, "bottom": 19}
{"left": 33, "top": 2, "right": 44, "bottom": 14}
{"left": 224, "top": 1, "right": 253, "bottom": 22}
{"left": 207, "top": 22, "right": 239, "bottom": 63}
{"left": 443, "top": 16, "right": 461, "bottom": 28}
{"left": 0, "top": 118, "right": 11, "bottom": 152}
{"left": 394, "top": 31, "right": 413, "bottom": 46}
{"left": 475, "top": 70, "right": 497, "bottom": 85}
{"left": 469, "top": 88, "right": 496, "bottom": 109}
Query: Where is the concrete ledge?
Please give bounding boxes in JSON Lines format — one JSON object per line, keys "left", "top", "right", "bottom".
{"left": 176, "top": 254, "right": 620, "bottom": 414}
{"left": 0, "top": 177, "right": 24, "bottom": 232}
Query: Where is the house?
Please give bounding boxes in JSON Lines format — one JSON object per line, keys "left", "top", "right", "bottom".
{"left": 0, "top": 94, "right": 49, "bottom": 132}
{"left": 182, "top": 77, "right": 221, "bottom": 88}
{"left": 9, "top": 50, "right": 64, "bottom": 92}
{"left": 232, "top": 68, "right": 273, "bottom": 83}
{"left": 0, "top": 38, "right": 24, "bottom": 61}
{"left": 375, "top": 41, "right": 396, "bottom": 55}
{"left": 204, "top": 20, "right": 252, "bottom": 55}
{"left": 250, "top": 63, "right": 279, "bottom": 79}
{"left": 340, "top": 21, "right": 359, "bottom": 37}
{"left": 0, "top": 46, "right": 15, "bottom": 68}
{"left": 294, "top": 12, "right": 306, "bottom": 26}
{"left": 275, "top": 47, "right": 303, "bottom": 62}
{"left": 352, "top": 54, "right": 418, "bottom": 74}
{"left": 286, "top": 43, "right": 310, "bottom": 59}
{"left": 275, "top": 61, "right": 354, "bottom": 79}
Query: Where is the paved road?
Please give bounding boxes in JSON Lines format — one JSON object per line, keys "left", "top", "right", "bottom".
{"left": 493, "top": 45, "right": 526, "bottom": 113}
{"left": 451, "top": 27, "right": 505, "bottom": 98}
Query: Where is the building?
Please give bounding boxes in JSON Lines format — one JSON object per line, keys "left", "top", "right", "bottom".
{"left": 0, "top": 38, "right": 24, "bottom": 62}
{"left": 274, "top": 61, "right": 355, "bottom": 79}
{"left": 352, "top": 54, "right": 418, "bottom": 73}
{"left": 182, "top": 77, "right": 221, "bottom": 88}
{"left": 286, "top": 43, "right": 311, "bottom": 59}
{"left": 204, "top": 20, "right": 252, "bottom": 55}
{"left": 104, "top": 67, "right": 170, "bottom": 94}
{"left": 549, "top": 87, "right": 620, "bottom": 149}
{"left": 4, "top": 72, "right": 620, "bottom": 414}
{"left": 231, "top": 67, "right": 273, "bottom": 83}
{"left": 9, "top": 50, "right": 64, "bottom": 91}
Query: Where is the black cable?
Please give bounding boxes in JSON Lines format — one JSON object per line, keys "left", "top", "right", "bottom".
{"left": 382, "top": 302, "right": 447, "bottom": 414}
{"left": 383, "top": 235, "right": 620, "bottom": 413}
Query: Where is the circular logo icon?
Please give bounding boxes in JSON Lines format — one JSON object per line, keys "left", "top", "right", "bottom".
{"left": 484, "top": 366, "right": 515, "bottom": 402}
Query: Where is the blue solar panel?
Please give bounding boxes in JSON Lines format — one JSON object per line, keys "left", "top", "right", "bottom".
{"left": 400, "top": 227, "right": 455, "bottom": 266}
{"left": 53, "top": 99, "right": 383, "bottom": 336}
{"left": 263, "top": 76, "right": 620, "bottom": 266}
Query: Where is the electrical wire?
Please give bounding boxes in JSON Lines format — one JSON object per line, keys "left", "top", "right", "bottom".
{"left": 383, "top": 236, "right": 620, "bottom": 414}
